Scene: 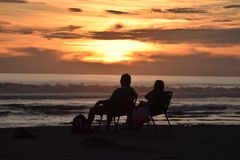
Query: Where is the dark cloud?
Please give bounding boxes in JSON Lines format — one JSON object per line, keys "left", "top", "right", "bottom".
{"left": 111, "top": 23, "right": 125, "bottom": 30}
{"left": 0, "top": 21, "right": 10, "bottom": 25}
{"left": 0, "top": 47, "right": 127, "bottom": 74}
{"left": 227, "top": 23, "right": 240, "bottom": 27}
{"left": 42, "top": 32, "right": 83, "bottom": 39}
{"left": 89, "top": 31, "right": 126, "bottom": 40}
{"left": 151, "top": 8, "right": 162, "bottom": 13}
{"left": 0, "top": 47, "right": 239, "bottom": 76}
{"left": 185, "top": 17, "right": 204, "bottom": 21}
{"left": 35, "top": 25, "right": 82, "bottom": 39}
{"left": 54, "top": 25, "right": 81, "bottom": 32}
{"left": 68, "top": 8, "right": 82, "bottom": 12}
{"left": 0, "top": 0, "right": 27, "bottom": 3}
{"left": 212, "top": 19, "right": 232, "bottom": 22}
{"left": 0, "top": 21, "right": 10, "bottom": 33}
{"left": 0, "top": 0, "right": 46, "bottom": 5}
{"left": 0, "top": 24, "right": 82, "bottom": 38}
{"left": 7, "top": 47, "right": 59, "bottom": 57}
{"left": 132, "top": 52, "right": 240, "bottom": 76}
{"left": 0, "top": 47, "right": 63, "bottom": 73}
{"left": 15, "top": 28, "right": 34, "bottom": 34}
{"left": 105, "top": 10, "right": 129, "bottom": 15}
{"left": 224, "top": 4, "right": 240, "bottom": 9}
{"left": 90, "top": 28, "right": 240, "bottom": 46}
{"left": 32, "top": 2, "right": 45, "bottom": 4}
{"left": 0, "top": 26, "right": 34, "bottom": 34}
{"left": 167, "top": 7, "right": 206, "bottom": 13}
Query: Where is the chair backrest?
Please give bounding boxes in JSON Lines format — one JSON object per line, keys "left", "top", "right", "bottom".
{"left": 150, "top": 91, "right": 172, "bottom": 116}
{"left": 110, "top": 95, "right": 138, "bottom": 117}
{"left": 162, "top": 91, "right": 172, "bottom": 112}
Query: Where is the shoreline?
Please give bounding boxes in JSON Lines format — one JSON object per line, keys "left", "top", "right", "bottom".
{"left": 0, "top": 125, "right": 239, "bottom": 160}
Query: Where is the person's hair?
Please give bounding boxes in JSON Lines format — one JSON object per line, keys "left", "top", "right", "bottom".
{"left": 154, "top": 80, "right": 164, "bottom": 91}
{"left": 120, "top": 73, "right": 131, "bottom": 87}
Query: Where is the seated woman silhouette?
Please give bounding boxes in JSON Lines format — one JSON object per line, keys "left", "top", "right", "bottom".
{"left": 145, "top": 80, "right": 166, "bottom": 116}
{"left": 87, "top": 73, "right": 138, "bottom": 130}
{"left": 133, "top": 80, "right": 171, "bottom": 128}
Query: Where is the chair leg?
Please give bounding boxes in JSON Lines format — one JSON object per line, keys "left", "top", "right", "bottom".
{"left": 165, "top": 113, "right": 171, "bottom": 126}
{"left": 145, "top": 119, "right": 150, "bottom": 131}
{"left": 151, "top": 117, "right": 158, "bottom": 131}
{"left": 106, "top": 115, "right": 112, "bottom": 131}
{"left": 117, "top": 117, "right": 120, "bottom": 123}
{"left": 113, "top": 117, "right": 117, "bottom": 132}
{"left": 98, "top": 115, "right": 103, "bottom": 128}
{"left": 114, "top": 117, "right": 120, "bottom": 132}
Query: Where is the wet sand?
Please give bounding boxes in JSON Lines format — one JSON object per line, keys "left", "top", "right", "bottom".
{"left": 0, "top": 125, "right": 239, "bottom": 160}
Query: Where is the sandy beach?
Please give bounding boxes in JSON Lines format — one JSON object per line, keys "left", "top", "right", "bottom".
{"left": 0, "top": 125, "right": 239, "bottom": 160}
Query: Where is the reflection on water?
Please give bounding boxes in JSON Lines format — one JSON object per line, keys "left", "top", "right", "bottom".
{"left": 0, "top": 97, "right": 239, "bottom": 128}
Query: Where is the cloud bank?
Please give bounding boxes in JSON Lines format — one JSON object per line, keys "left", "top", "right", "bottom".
{"left": 167, "top": 7, "right": 206, "bottom": 13}
{"left": 105, "top": 10, "right": 129, "bottom": 15}
{"left": 224, "top": 4, "right": 240, "bottom": 9}
{"left": 90, "top": 28, "right": 240, "bottom": 46}
{"left": 0, "top": 0, "right": 27, "bottom": 3}
{"left": 0, "top": 47, "right": 239, "bottom": 76}
{"left": 68, "top": 8, "right": 82, "bottom": 12}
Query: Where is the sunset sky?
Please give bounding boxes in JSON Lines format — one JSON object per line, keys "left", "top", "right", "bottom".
{"left": 0, "top": 0, "right": 240, "bottom": 76}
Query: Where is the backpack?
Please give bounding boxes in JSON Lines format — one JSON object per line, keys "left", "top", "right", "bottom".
{"left": 72, "top": 114, "right": 88, "bottom": 134}
{"left": 132, "top": 101, "right": 150, "bottom": 128}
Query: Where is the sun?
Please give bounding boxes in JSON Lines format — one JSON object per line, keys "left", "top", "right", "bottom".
{"left": 64, "top": 40, "right": 155, "bottom": 63}
{"left": 83, "top": 51, "right": 133, "bottom": 63}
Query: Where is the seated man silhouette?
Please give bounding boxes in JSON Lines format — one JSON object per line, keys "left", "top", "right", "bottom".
{"left": 87, "top": 73, "right": 138, "bottom": 130}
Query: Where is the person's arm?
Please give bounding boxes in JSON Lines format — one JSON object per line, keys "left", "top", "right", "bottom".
{"left": 133, "top": 90, "right": 138, "bottom": 104}
{"left": 145, "top": 91, "right": 152, "bottom": 100}
{"left": 95, "top": 88, "right": 120, "bottom": 107}
{"left": 134, "top": 90, "right": 138, "bottom": 99}
{"left": 109, "top": 88, "right": 120, "bottom": 102}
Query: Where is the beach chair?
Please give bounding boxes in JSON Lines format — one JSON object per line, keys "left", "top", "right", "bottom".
{"left": 146, "top": 91, "right": 172, "bottom": 130}
{"left": 98, "top": 98, "right": 137, "bottom": 132}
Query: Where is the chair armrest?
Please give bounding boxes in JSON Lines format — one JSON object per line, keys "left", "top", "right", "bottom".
{"left": 95, "top": 99, "right": 109, "bottom": 107}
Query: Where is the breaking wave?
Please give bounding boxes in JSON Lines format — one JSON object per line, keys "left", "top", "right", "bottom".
{"left": 0, "top": 83, "right": 239, "bottom": 99}
{"left": 0, "top": 103, "right": 239, "bottom": 118}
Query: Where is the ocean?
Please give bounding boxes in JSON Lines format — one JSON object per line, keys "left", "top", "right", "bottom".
{"left": 0, "top": 73, "right": 239, "bottom": 128}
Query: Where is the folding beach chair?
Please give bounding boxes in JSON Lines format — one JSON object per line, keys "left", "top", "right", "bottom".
{"left": 97, "top": 98, "right": 137, "bottom": 132}
{"left": 146, "top": 91, "right": 172, "bottom": 130}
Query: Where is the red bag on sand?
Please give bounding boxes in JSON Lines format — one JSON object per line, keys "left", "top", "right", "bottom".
{"left": 132, "top": 101, "right": 150, "bottom": 127}
{"left": 72, "top": 114, "right": 88, "bottom": 134}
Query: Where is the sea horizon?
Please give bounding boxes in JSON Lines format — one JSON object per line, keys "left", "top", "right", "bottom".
{"left": 1, "top": 72, "right": 240, "bottom": 77}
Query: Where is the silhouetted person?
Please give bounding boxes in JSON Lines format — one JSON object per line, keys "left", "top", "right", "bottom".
{"left": 145, "top": 80, "right": 166, "bottom": 116}
{"left": 87, "top": 73, "right": 137, "bottom": 130}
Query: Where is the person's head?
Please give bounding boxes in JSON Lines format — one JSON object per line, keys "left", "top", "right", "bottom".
{"left": 120, "top": 73, "right": 131, "bottom": 87}
{"left": 154, "top": 80, "right": 164, "bottom": 91}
